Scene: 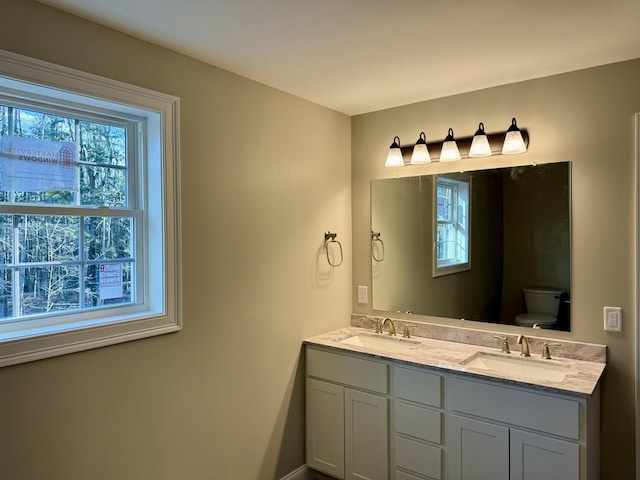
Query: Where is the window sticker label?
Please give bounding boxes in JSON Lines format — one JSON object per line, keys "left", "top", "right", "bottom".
{"left": 0, "top": 136, "right": 78, "bottom": 191}
{"left": 99, "top": 263, "right": 123, "bottom": 300}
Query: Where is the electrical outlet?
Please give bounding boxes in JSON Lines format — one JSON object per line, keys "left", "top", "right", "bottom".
{"left": 603, "top": 306, "right": 622, "bottom": 332}
{"left": 357, "top": 285, "right": 368, "bottom": 304}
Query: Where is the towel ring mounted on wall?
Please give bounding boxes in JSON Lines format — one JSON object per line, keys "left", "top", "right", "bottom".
{"left": 324, "top": 231, "right": 343, "bottom": 267}
{"left": 371, "top": 231, "right": 385, "bottom": 262}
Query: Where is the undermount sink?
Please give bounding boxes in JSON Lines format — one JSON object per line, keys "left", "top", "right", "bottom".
{"left": 460, "top": 352, "right": 570, "bottom": 382}
{"left": 339, "top": 333, "right": 420, "bottom": 353}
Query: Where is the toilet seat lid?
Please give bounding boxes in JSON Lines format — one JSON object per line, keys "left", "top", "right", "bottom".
{"left": 515, "top": 313, "right": 557, "bottom": 325}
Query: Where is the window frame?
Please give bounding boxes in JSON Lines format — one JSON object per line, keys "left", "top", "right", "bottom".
{"left": 433, "top": 175, "right": 471, "bottom": 277}
{"left": 0, "top": 49, "right": 181, "bottom": 367}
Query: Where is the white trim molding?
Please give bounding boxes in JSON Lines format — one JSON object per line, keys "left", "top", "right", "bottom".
{"left": 279, "top": 465, "right": 336, "bottom": 480}
{"left": 0, "top": 49, "right": 182, "bottom": 367}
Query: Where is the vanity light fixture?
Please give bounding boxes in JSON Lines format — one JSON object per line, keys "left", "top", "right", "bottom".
{"left": 410, "top": 132, "right": 431, "bottom": 165}
{"left": 439, "top": 128, "right": 461, "bottom": 162}
{"left": 385, "top": 136, "right": 404, "bottom": 167}
{"left": 502, "top": 117, "right": 527, "bottom": 154}
{"left": 383, "top": 119, "right": 529, "bottom": 167}
{"left": 469, "top": 122, "right": 492, "bottom": 158}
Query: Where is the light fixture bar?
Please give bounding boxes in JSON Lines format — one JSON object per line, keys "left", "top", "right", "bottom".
{"left": 396, "top": 129, "right": 529, "bottom": 162}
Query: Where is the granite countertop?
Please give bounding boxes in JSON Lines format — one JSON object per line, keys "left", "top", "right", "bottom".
{"left": 304, "top": 325, "right": 606, "bottom": 398}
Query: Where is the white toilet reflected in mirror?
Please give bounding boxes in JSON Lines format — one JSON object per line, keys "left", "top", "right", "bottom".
{"left": 514, "top": 288, "right": 564, "bottom": 328}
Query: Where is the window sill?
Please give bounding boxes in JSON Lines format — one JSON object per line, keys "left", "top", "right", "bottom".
{"left": 0, "top": 311, "right": 180, "bottom": 367}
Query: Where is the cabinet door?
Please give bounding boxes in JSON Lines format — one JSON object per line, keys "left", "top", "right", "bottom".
{"left": 306, "top": 378, "right": 345, "bottom": 478}
{"left": 345, "top": 388, "right": 389, "bottom": 480}
{"left": 510, "top": 429, "right": 579, "bottom": 480}
{"left": 447, "top": 414, "right": 509, "bottom": 480}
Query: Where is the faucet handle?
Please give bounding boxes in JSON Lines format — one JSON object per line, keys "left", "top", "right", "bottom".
{"left": 402, "top": 325, "right": 411, "bottom": 338}
{"left": 374, "top": 319, "right": 382, "bottom": 334}
{"left": 492, "top": 335, "right": 510, "bottom": 354}
{"left": 542, "top": 342, "right": 562, "bottom": 360}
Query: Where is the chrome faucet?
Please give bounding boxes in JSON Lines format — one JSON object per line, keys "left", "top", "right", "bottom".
{"left": 382, "top": 317, "right": 396, "bottom": 336}
{"left": 516, "top": 335, "right": 530, "bottom": 357}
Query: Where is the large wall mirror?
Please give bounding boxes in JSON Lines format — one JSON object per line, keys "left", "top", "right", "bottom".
{"left": 371, "top": 162, "right": 571, "bottom": 331}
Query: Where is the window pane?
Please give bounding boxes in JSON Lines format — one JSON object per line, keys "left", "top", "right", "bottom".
{"left": 78, "top": 121, "right": 127, "bottom": 207}
{"left": 457, "top": 199, "right": 467, "bottom": 229}
{"left": 0, "top": 214, "right": 12, "bottom": 264}
{"left": 437, "top": 185, "right": 453, "bottom": 221}
{"left": 20, "top": 265, "right": 80, "bottom": 315}
{"left": 84, "top": 216, "right": 133, "bottom": 260}
{"left": 79, "top": 165, "right": 126, "bottom": 207}
{"left": 437, "top": 223, "right": 456, "bottom": 262}
{"left": 0, "top": 106, "right": 128, "bottom": 208}
{"left": 0, "top": 270, "right": 12, "bottom": 318}
{"left": 79, "top": 122, "right": 126, "bottom": 167}
{"left": 84, "top": 262, "right": 133, "bottom": 307}
{"left": 4, "top": 107, "right": 75, "bottom": 142}
{"left": 18, "top": 215, "right": 79, "bottom": 263}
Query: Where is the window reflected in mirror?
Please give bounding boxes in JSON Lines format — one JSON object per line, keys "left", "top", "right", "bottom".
{"left": 371, "top": 162, "right": 571, "bottom": 331}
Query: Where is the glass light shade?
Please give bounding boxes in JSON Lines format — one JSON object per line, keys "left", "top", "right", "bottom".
{"left": 501, "top": 118, "right": 527, "bottom": 154}
{"left": 469, "top": 122, "right": 492, "bottom": 157}
{"left": 384, "top": 137, "right": 404, "bottom": 167}
{"left": 439, "top": 128, "right": 461, "bottom": 162}
{"left": 385, "top": 136, "right": 404, "bottom": 167}
{"left": 385, "top": 149, "right": 403, "bottom": 166}
{"left": 410, "top": 132, "right": 431, "bottom": 164}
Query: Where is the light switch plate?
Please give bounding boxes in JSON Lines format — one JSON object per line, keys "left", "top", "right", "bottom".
{"left": 357, "top": 285, "right": 368, "bottom": 304}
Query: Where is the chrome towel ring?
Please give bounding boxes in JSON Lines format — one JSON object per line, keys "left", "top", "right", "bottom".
{"left": 371, "top": 231, "right": 385, "bottom": 262}
{"left": 324, "top": 231, "right": 343, "bottom": 267}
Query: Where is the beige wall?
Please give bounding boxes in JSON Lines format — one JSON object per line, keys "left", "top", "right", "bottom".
{"left": 2, "top": 1, "right": 639, "bottom": 479}
{"left": 352, "top": 60, "right": 640, "bottom": 478}
{"left": 0, "top": 1, "right": 352, "bottom": 479}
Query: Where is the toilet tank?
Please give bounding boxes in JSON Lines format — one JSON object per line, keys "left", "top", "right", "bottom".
{"left": 523, "top": 288, "right": 563, "bottom": 316}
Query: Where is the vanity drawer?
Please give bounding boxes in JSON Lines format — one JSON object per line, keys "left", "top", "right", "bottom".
{"left": 394, "top": 401, "right": 441, "bottom": 444}
{"left": 447, "top": 377, "right": 580, "bottom": 439}
{"left": 306, "top": 347, "right": 388, "bottom": 394}
{"left": 395, "top": 435, "right": 441, "bottom": 479}
{"left": 393, "top": 366, "right": 441, "bottom": 407}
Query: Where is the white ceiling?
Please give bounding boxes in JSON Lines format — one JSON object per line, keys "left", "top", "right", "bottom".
{"left": 37, "top": 0, "right": 640, "bottom": 115}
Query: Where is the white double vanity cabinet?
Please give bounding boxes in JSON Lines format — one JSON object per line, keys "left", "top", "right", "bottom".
{"left": 304, "top": 324, "right": 605, "bottom": 480}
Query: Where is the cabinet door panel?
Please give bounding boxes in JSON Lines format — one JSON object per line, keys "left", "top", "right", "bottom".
{"left": 306, "top": 378, "right": 345, "bottom": 478}
{"left": 510, "top": 429, "right": 579, "bottom": 480}
{"left": 447, "top": 414, "right": 509, "bottom": 480}
{"left": 345, "top": 388, "right": 389, "bottom": 480}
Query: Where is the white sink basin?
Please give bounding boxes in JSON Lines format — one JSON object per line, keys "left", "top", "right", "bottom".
{"left": 460, "top": 352, "right": 570, "bottom": 382}
{"left": 339, "top": 334, "right": 420, "bottom": 353}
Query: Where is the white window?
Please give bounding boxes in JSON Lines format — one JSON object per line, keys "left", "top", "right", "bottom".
{"left": 0, "top": 50, "right": 181, "bottom": 367}
{"left": 433, "top": 175, "right": 470, "bottom": 277}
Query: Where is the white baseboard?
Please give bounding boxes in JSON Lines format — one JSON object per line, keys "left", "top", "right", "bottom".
{"left": 279, "top": 465, "right": 307, "bottom": 480}
{"left": 280, "top": 465, "right": 335, "bottom": 480}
